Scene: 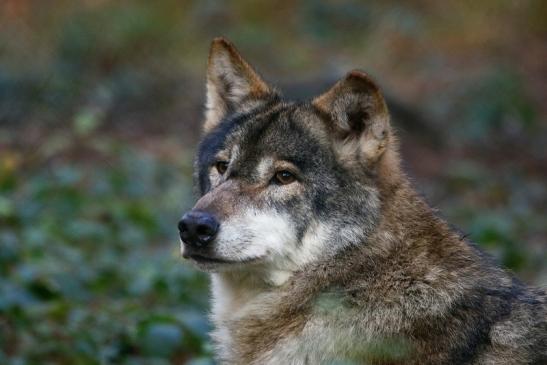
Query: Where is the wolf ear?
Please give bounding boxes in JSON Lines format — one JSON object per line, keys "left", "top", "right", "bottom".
{"left": 313, "top": 71, "right": 391, "bottom": 165}
{"left": 204, "top": 37, "right": 272, "bottom": 132}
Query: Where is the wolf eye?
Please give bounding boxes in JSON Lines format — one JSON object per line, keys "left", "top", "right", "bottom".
{"left": 274, "top": 170, "right": 296, "bottom": 185}
{"left": 215, "top": 161, "right": 229, "bottom": 174}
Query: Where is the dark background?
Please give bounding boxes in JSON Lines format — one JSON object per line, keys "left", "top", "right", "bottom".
{"left": 1, "top": 1, "right": 546, "bottom": 364}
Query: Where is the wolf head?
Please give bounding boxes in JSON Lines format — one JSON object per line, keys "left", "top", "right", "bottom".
{"left": 179, "top": 38, "right": 401, "bottom": 280}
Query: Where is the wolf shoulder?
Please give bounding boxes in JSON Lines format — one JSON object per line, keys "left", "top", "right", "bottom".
{"left": 259, "top": 280, "right": 547, "bottom": 364}
{"left": 252, "top": 246, "right": 547, "bottom": 365}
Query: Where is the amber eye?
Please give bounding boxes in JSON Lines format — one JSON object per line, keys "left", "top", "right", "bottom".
{"left": 274, "top": 170, "right": 296, "bottom": 185}
{"left": 215, "top": 161, "right": 229, "bottom": 174}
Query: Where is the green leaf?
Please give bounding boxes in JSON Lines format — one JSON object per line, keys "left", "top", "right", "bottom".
{"left": 139, "top": 322, "right": 184, "bottom": 358}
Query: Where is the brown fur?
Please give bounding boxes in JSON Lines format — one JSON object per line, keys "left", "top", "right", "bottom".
{"left": 221, "top": 178, "right": 546, "bottom": 364}
{"left": 189, "top": 38, "right": 547, "bottom": 365}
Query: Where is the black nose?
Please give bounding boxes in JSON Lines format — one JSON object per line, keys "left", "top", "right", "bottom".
{"left": 178, "top": 211, "right": 219, "bottom": 248}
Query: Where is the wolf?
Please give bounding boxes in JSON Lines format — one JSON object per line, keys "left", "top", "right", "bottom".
{"left": 178, "top": 38, "right": 547, "bottom": 364}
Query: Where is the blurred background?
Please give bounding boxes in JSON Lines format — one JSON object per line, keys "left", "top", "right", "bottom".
{"left": 0, "top": 0, "right": 546, "bottom": 364}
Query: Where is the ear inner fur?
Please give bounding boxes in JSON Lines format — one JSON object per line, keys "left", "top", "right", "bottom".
{"left": 204, "top": 38, "right": 273, "bottom": 133}
{"left": 313, "top": 70, "right": 391, "bottom": 166}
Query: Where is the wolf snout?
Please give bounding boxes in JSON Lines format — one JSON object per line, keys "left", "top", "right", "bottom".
{"left": 178, "top": 210, "right": 219, "bottom": 248}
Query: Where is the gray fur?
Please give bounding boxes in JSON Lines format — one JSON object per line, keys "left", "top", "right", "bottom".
{"left": 180, "top": 38, "right": 547, "bottom": 365}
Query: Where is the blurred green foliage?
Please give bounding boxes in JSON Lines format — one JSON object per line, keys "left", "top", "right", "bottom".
{"left": 0, "top": 0, "right": 545, "bottom": 364}
{"left": 0, "top": 133, "right": 213, "bottom": 364}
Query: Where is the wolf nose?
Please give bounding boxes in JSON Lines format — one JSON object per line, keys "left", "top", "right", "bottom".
{"left": 178, "top": 211, "right": 219, "bottom": 247}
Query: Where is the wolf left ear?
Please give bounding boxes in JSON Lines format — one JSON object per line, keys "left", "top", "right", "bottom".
{"left": 313, "top": 71, "right": 391, "bottom": 166}
{"left": 204, "top": 38, "right": 273, "bottom": 133}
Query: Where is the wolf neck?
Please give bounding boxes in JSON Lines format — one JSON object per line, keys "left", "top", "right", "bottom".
{"left": 210, "top": 270, "right": 270, "bottom": 327}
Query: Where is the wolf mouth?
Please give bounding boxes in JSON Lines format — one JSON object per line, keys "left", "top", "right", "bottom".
{"left": 184, "top": 253, "right": 263, "bottom": 265}
{"left": 185, "top": 253, "right": 231, "bottom": 263}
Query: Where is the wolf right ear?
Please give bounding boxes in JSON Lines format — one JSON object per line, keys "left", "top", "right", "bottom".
{"left": 203, "top": 38, "right": 273, "bottom": 133}
{"left": 312, "top": 71, "right": 392, "bottom": 166}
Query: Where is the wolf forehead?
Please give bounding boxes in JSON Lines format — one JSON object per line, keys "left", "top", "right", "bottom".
{"left": 196, "top": 100, "right": 333, "bottom": 193}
